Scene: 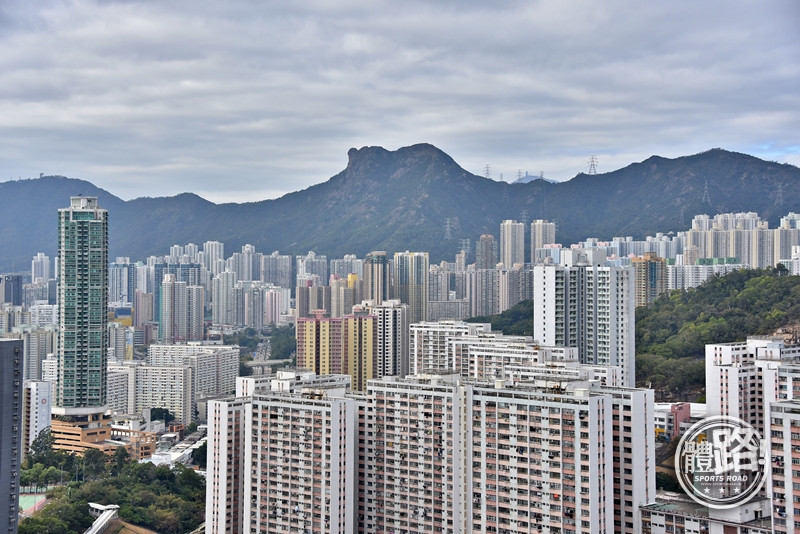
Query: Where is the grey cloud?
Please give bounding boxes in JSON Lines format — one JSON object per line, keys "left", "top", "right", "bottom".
{"left": 0, "top": 0, "right": 797, "bottom": 200}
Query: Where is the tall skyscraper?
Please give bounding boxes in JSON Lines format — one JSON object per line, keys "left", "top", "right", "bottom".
{"left": 0, "top": 274, "right": 23, "bottom": 306}
{"left": 186, "top": 285, "right": 205, "bottom": 341}
{"left": 158, "top": 273, "right": 187, "bottom": 343}
{"left": 152, "top": 262, "right": 201, "bottom": 327}
{"left": 531, "top": 219, "right": 556, "bottom": 262}
{"left": 363, "top": 251, "right": 390, "bottom": 305}
{"left": 631, "top": 252, "right": 667, "bottom": 307}
{"left": 31, "top": 252, "right": 51, "bottom": 283}
{"left": 393, "top": 251, "right": 429, "bottom": 324}
{"left": 500, "top": 219, "right": 525, "bottom": 267}
{"left": 55, "top": 196, "right": 109, "bottom": 413}
{"left": 296, "top": 310, "right": 375, "bottom": 391}
{"left": 296, "top": 251, "right": 328, "bottom": 287}
{"left": 108, "top": 257, "right": 135, "bottom": 305}
{"left": 211, "top": 270, "right": 237, "bottom": 326}
{"left": 363, "top": 299, "right": 409, "bottom": 378}
{"left": 51, "top": 197, "right": 116, "bottom": 454}
{"left": 475, "top": 234, "right": 498, "bottom": 270}
{"left": 260, "top": 251, "right": 292, "bottom": 289}
{"left": 533, "top": 249, "right": 636, "bottom": 387}
{"left": 203, "top": 240, "right": 225, "bottom": 276}
{"left": 330, "top": 254, "right": 364, "bottom": 280}
{"left": 0, "top": 339, "right": 23, "bottom": 534}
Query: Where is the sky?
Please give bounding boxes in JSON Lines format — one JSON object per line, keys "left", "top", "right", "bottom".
{"left": 1, "top": 0, "right": 798, "bottom": 204}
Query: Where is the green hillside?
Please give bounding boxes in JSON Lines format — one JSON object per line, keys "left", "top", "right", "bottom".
{"left": 470, "top": 268, "right": 800, "bottom": 400}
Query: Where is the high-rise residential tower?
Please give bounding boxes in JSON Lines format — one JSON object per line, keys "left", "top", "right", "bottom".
{"left": 31, "top": 252, "right": 51, "bottom": 283}
{"left": 631, "top": 252, "right": 667, "bottom": 307}
{"left": 500, "top": 219, "right": 525, "bottom": 267}
{"left": 475, "top": 234, "right": 498, "bottom": 270}
{"left": 393, "top": 251, "right": 429, "bottom": 324}
{"left": 0, "top": 339, "right": 23, "bottom": 534}
{"left": 296, "top": 310, "right": 375, "bottom": 391}
{"left": 364, "top": 251, "right": 390, "bottom": 305}
{"left": 158, "top": 273, "right": 187, "bottom": 343}
{"left": 52, "top": 197, "right": 114, "bottom": 454}
{"left": 363, "top": 299, "right": 409, "bottom": 378}
{"left": 55, "top": 197, "right": 109, "bottom": 413}
{"left": 260, "top": 251, "right": 292, "bottom": 289}
{"left": 533, "top": 248, "right": 636, "bottom": 387}
{"left": 531, "top": 219, "right": 556, "bottom": 262}
{"left": 203, "top": 240, "right": 225, "bottom": 276}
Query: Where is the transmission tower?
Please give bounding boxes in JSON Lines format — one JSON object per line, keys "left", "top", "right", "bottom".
{"left": 484, "top": 164, "right": 492, "bottom": 179}
{"left": 502, "top": 185, "right": 509, "bottom": 203}
{"left": 443, "top": 218, "right": 453, "bottom": 240}
{"left": 588, "top": 155, "right": 598, "bottom": 175}
{"left": 701, "top": 180, "right": 712, "bottom": 207}
{"left": 517, "top": 170, "right": 524, "bottom": 182}
{"left": 459, "top": 238, "right": 471, "bottom": 255}
{"left": 520, "top": 210, "right": 529, "bottom": 226}
{"left": 776, "top": 183, "right": 784, "bottom": 208}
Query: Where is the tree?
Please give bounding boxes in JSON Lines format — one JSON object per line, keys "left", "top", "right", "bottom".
{"left": 27, "top": 427, "right": 55, "bottom": 467}
{"left": 110, "top": 446, "right": 131, "bottom": 476}
{"left": 190, "top": 441, "right": 207, "bottom": 469}
{"left": 150, "top": 407, "right": 175, "bottom": 424}
{"left": 82, "top": 448, "right": 107, "bottom": 481}
{"left": 19, "top": 516, "right": 69, "bottom": 534}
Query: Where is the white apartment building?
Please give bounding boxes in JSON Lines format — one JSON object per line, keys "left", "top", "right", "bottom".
{"left": 533, "top": 249, "right": 636, "bottom": 387}
{"left": 500, "top": 219, "right": 525, "bottom": 268}
{"left": 450, "top": 331, "right": 540, "bottom": 379}
{"left": 667, "top": 261, "right": 744, "bottom": 291}
{"left": 362, "top": 299, "right": 409, "bottom": 378}
{"left": 410, "top": 320, "right": 491, "bottom": 375}
{"left": 107, "top": 364, "right": 135, "bottom": 415}
{"left": 211, "top": 270, "right": 237, "bottom": 326}
{"left": 148, "top": 343, "right": 238, "bottom": 401}
{"left": 641, "top": 492, "right": 773, "bottom": 534}
{"left": 207, "top": 370, "right": 654, "bottom": 534}
{"left": 134, "top": 365, "right": 193, "bottom": 424}
{"left": 206, "top": 397, "right": 250, "bottom": 534}
{"left": 684, "top": 212, "right": 800, "bottom": 269}
{"left": 244, "top": 393, "right": 358, "bottom": 534}
{"left": 705, "top": 337, "right": 800, "bottom": 436}
{"left": 531, "top": 220, "right": 557, "bottom": 263}
{"left": 428, "top": 299, "right": 471, "bottom": 322}
{"left": 466, "top": 268, "right": 500, "bottom": 317}
{"left": 23, "top": 380, "right": 51, "bottom": 451}
{"left": 41, "top": 353, "right": 57, "bottom": 383}
{"left": 28, "top": 301, "right": 57, "bottom": 328}
{"left": 11, "top": 325, "right": 55, "bottom": 380}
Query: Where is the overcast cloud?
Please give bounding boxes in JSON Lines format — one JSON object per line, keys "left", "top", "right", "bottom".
{"left": 1, "top": 0, "right": 798, "bottom": 203}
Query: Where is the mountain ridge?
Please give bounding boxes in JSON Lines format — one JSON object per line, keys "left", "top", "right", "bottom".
{"left": 1, "top": 144, "right": 798, "bottom": 271}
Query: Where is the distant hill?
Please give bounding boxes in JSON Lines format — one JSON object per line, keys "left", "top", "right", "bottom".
{"left": 1, "top": 144, "right": 799, "bottom": 271}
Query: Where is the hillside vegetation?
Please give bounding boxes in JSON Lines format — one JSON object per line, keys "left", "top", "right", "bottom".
{"left": 466, "top": 300, "right": 534, "bottom": 336}
{"left": 635, "top": 267, "right": 800, "bottom": 398}
{"left": 470, "top": 268, "right": 800, "bottom": 399}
